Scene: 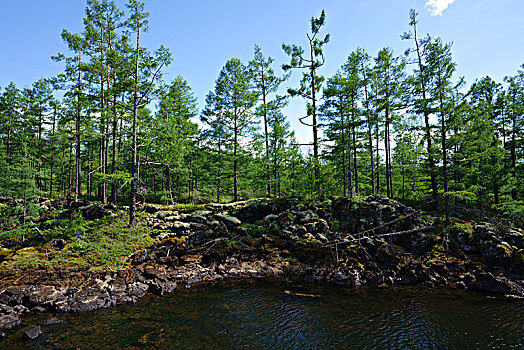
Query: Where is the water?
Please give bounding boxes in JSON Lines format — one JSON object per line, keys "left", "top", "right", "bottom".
{"left": 2, "top": 278, "right": 523, "bottom": 349}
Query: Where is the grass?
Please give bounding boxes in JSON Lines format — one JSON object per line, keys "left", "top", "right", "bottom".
{"left": 1, "top": 215, "right": 155, "bottom": 271}
{"left": 175, "top": 203, "right": 206, "bottom": 213}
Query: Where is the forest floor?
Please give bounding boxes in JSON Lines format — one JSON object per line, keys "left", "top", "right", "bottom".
{"left": 0, "top": 195, "right": 523, "bottom": 338}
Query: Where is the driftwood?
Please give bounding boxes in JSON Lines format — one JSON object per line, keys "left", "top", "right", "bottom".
{"left": 325, "top": 226, "right": 435, "bottom": 248}
{"left": 284, "top": 290, "right": 321, "bottom": 298}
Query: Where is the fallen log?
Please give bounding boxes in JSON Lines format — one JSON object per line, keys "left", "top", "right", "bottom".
{"left": 325, "top": 226, "right": 435, "bottom": 248}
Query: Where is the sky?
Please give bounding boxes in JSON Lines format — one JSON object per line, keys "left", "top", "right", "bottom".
{"left": 1, "top": 0, "right": 523, "bottom": 146}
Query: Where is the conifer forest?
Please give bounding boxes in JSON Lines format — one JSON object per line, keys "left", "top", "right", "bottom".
{"left": 0, "top": 1, "right": 522, "bottom": 229}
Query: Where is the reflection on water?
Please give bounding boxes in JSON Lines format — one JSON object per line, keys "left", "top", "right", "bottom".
{"left": 2, "top": 278, "right": 523, "bottom": 349}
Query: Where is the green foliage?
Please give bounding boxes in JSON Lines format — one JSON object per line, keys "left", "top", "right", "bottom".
{"left": 0, "top": 4, "right": 523, "bottom": 239}
{"left": 43, "top": 212, "right": 91, "bottom": 241}
{"left": 59, "top": 222, "right": 153, "bottom": 269}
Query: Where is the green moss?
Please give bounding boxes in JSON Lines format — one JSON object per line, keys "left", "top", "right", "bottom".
{"left": 240, "top": 223, "right": 267, "bottom": 237}
{"left": 0, "top": 248, "right": 14, "bottom": 262}
{"left": 1, "top": 247, "right": 51, "bottom": 270}
{"left": 511, "top": 249, "right": 524, "bottom": 267}
{"left": 175, "top": 203, "right": 206, "bottom": 213}
{"left": 450, "top": 222, "right": 474, "bottom": 236}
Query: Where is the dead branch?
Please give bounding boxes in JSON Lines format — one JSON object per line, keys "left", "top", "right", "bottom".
{"left": 325, "top": 226, "right": 435, "bottom": 248}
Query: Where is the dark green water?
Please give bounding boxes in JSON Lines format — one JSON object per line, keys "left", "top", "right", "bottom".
{"left": 2, "top": 278, "right": 523, "bottom": 349}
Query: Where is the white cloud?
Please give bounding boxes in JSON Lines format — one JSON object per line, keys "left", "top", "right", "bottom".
{"left": 424, "top": 0, "right": 456, "bottom": 16}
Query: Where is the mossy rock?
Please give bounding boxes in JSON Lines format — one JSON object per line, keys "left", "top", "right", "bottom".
{"left": 214, "top": 214, "right": 241, "bottom": 228}
{"left": 155, "top": 236, "right": 186, "bottom": 247}
{"left": 451, "top": 222, "right": 474, "bottom": 236}
{"left": 482, "top": 242, "right": 513, "bottom": 267}
{"left": 15, "top": 247, "right": 40, "bottom": 256}
{"left": 40, "top": 239, "right": 66, "bottom": 253}
{"left": 375, "top": 243, "right": 405, "bottom": 269}
{"left": 511, "top": 249, "right": 524, "bottom": 272}
{"left": 0, "top": 248, "right": 14, "bottom": 262}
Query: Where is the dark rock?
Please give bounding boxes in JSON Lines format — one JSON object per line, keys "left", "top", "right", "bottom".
{"left": 469, "top": 272, "right": 512, "bottom": 294}
{"left": 42, "top": 239, "right": 66, "bottom": 252}
{"left": 474, "top": 223, "right": 500, "bottom": 241}
{"left": 411, "top": 236, "right": 434, "bottom": 256}
{"left": 296, "top": 210, "right": 318, "bottom": 224}
{"left": 375, "top": 243, "right": 402, "bottom": 269}
{"left": 28, "top": 285, "right": 64, "bottom": 307}
{"left": 64, "top": 198, "right": 90, "bottom": 210}
{"left": 505, "top": 229, "right": 524, "bottom": 247}
{"left": 24, "top": 326, "right": 41, "bottom": 340}
{"left": 0, "top": 314, "right": 21, "bottom": 331}
{"left": 141, "top": 203, "right": 165, "bottom": 213}
{"left": 43, "top": 317, "right": 63, "bottom": 325}
{"left": 187, "top": 215, "right": 208, "bottom": 224}
{"left": 104, "top": 202, "right": 117, "bottom": 211}
{"left": 79, "top": 203, "right": 114, "bottom": 220}
{"left": 482, "top": 242, "right": 513, "bottom": 267}
{"left": 234, "top": 198, "right": 296, "bottom": 223}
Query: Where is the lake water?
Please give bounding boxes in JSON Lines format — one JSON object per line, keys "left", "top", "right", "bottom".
{"left": 2, "top": 278, "right": 523, "bottom": 349}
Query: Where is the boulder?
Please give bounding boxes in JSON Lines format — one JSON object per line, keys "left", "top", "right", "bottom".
{"left": 214, "top": 214, "right": 241, "bottom": 228}
{"left": 375, "top": 243, "right": 402, "bottom": 269}
{"left": 482, "top": 242, "right": 513, "bottom": 267}
{"left": 79, "top": 202, "right": 114, "bottom": 220}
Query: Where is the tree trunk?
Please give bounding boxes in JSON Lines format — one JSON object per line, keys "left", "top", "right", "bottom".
{"left": 75, "top": 54, "right": 82, "bottom": 200}
{"left": 439, "top": 87, "right": 450, "bottom": 225}
{"left": 413, "top": 22, "right": 439, "bottom": 210}
{"left": 261, "top": 75, "right": 271, "bottom": 197}
{"left": 310, "top": 42, "right": 320, "bottom": 192}
{"left": 234, "top": 112, "right": 239, "bottom": 202}
{"left": 339, "top": 101, "right": 347, "bottom": 197}
{"left": 361, "top": 63, "right": 375, "bottom": 195}
{"left": 129, "top": 26, "right": 140, "bottom": 228}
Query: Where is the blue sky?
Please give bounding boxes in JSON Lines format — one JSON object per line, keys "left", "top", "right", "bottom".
{"left": 1, "top": 0, "right": 523, "bottom": 144}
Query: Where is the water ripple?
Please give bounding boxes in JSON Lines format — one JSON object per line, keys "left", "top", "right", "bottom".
{"left": 1, "top": 280, "right": 523, "bottom": 349}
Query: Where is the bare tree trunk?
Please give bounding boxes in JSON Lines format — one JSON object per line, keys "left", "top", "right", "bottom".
{"left": 361, "top": 65, "right": 375, "bottom": 194}
{"left": 339, "top": 102, "right": 347, "bottom": 197}
{"left": 352, "top": 105, "right": 359, "bottom": 194}
{"left": 413, "top": 21, "right": 439, "bottom": 210}
{"left": 129, "top": 26, "right": 140, "bottom": 227}
{"left": 310, "top": 44, "right": 320, "bottom": 193}
{"left": 75, "top": 54, "right": 82, "bottom": 200}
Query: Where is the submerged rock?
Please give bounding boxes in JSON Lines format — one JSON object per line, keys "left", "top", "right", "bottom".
{"left": 42, "top": 317, "right": 63, "bottom": 325}
{"left": 24, "top": 326, "right": 41, "bottom": 340}
{"left": 0, "top": 314, "right": 21, "bottom": 331}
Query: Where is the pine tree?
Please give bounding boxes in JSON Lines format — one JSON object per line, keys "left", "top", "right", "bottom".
{"left": 153, "top": 76, "right": 198, "bottom": 203}
{"left": 402, "top": 9, "right": 440, "bottom": 210}
{"left": 282, "top": 10, "right": 329, "bottom": 193}
{"left": 249, "top": 44, "right": 288, "bottom": 197}
{"left": 124, "top": 0, "right": 172, "bottom": 226}
{"left": 202, "top": 58, "right": 257, "bottom": 202}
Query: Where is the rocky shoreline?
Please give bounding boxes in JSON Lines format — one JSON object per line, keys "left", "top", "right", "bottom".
{"left": 1, "top": 196, "right": 523, "bottom": 336}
